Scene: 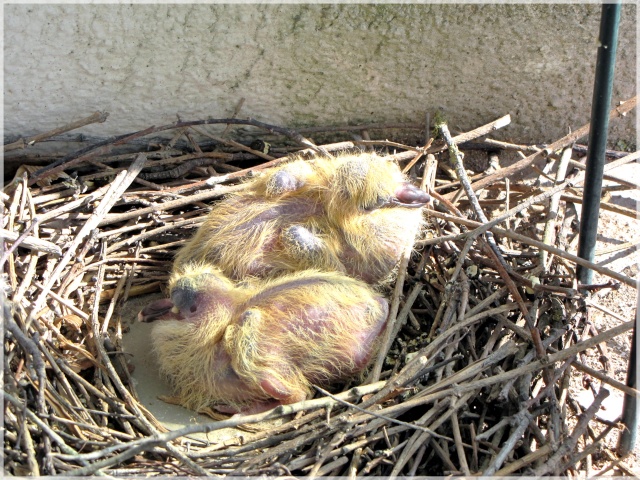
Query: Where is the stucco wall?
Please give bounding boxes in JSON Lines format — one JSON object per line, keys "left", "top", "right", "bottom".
{"left": 3, "top": 3, "right": 637, "bottom": 146}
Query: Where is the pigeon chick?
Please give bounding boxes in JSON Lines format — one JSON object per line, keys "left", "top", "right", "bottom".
{"left": 139, "top": 263, "right": 389, "bottom": 415}
{"left": 173, "top": 152, "right": 430, "bottom": 285}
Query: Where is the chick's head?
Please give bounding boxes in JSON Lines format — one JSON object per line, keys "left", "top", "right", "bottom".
{"left": 139, "top": 264, "right": 262, "bottom": 412}
{"left": 327, "top": 153, "right": 430, "bottom": 218}
{"left": 139, "top": 263, "right": 241, "bottom": 334}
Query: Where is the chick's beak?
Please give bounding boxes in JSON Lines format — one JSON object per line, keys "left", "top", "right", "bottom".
{"left": 392, "top": 183, "right": 431, "bottom": 207}
{"left": 138, "top": 298, "right": 183, "bottom": 322}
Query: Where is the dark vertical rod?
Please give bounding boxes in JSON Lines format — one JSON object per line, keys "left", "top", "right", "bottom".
{"left": 576, "top": 2, "right": 621, "bottom": 285}
{"left": 576, "top": 1, "right": 637, "bottom": 456}
{"left": 617, "top": 291, "right": 639, "bottom": 455}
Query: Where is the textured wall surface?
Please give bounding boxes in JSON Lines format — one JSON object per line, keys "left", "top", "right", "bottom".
{"left": 4, "top": 4, "right": 637, "bottom": 145}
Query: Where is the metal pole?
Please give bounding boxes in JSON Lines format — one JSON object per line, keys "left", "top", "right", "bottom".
{"left": 576, "top": 2, "right": 621, "bottom": 285}
{"left": 574, "top": 1, "right": 637, "bottom": 456}
{"left": 617, "top": 291, "right": 638, "bottom": 455}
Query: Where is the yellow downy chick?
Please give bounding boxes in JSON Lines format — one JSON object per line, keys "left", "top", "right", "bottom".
{"left": 173, "top": 152, "right": 430, "bottom": 285}
{"left": 139, "top": 263, "right": 388, "bottom": 415}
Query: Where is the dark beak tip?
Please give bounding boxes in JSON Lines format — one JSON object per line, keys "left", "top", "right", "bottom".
{"left": 395, "top": 183, "right": 431, "bottom": 206}
{"left": 415, "top": 191, "right": 432, "bottom": 205}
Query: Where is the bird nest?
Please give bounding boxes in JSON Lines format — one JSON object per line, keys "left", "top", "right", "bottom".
{"left": 2, "top": 103, "right": 638, "bottom": 477}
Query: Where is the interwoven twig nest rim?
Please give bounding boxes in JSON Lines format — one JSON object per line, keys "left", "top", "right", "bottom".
{"left": 2, "top": 104, "right": 637, "bottom": 476}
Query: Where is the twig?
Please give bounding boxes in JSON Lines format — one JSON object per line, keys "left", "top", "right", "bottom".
{"left": 393, "top": 283, "right": 424, "bottom": 339}
{"left": 4, "top": 111, "right": 109, "bottom": 152}
{"left": 451, "top": 411, "right": 471, "bottom": 475}
{"left": 597, "top": 448, "right": 640, "bottom": 477}
{"left": 572, "top": 149, "right": 640, "bottom": 175}
{"left": 367, "top": 241, "right": 413, "bottom": 383}
{"left": 0, "top": 228, "right": 62, "bottom": 257}
{"left": 556, "top": 423, "right": 616, "bottom": 474}
{"left": 482, "top": 409, "right": 533, "bottom": 475}
{"left": 561, "top": 192, "right": 638, "bottom": 220}
{"left": 407, "top": 443, "right": 427, "bottom": 476}
{"left": 20, "top": 407, "right": 40, "bottom": 476}
{"left": 432, "top": 114, "right": 512, "bottom": 153}
{"left": 427, "top": 210, "right": 637, "bottom": 288}
{"left": 533, "top": 388, "right": 610, "bottom": 475}
{"left": 585, "top": 299, "right": 630, "bottom": 324}
{"left": 313, "top": 386, "right": 445, "bottom": 437}
{"left": 493, "top": 443, "right": 553, "bottom": 475}
{"left": 571, "top": 360, "right": 638, "bottom": 397}
{"left": 98, "top": 184, "right": 243, "bottom": 227}
{"left": 462, "top": 96, "right": 637, "bottom": 195}
{"left": 595, "top": 239, "right": 640, "bottom": 257}
{"left": 26, "top": 153, "right": 147, "bottom": 327}
{"left": 541, "top": 147, "right": 572, "bottom": 269}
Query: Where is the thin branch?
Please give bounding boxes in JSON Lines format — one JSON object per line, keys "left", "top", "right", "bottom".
{"left": 4, "top": 111, "right": 109, "bottom": 152}
{"left": 427, "top": 210, "right": 637, "bottom": 289}
{"left": 0, "top": 228, "right": 62, "bottom": 257}
{"left": 367, "top": 241, "right": 412, "bottom": 383}
{"left": 26, "top": 154, "right": 147, "bottom": 326}
{"left": 461, "top": 96, "right": 637, "bottom": 195}
{"left": 533, "top": 388, "right": 610, "bottom": 476}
